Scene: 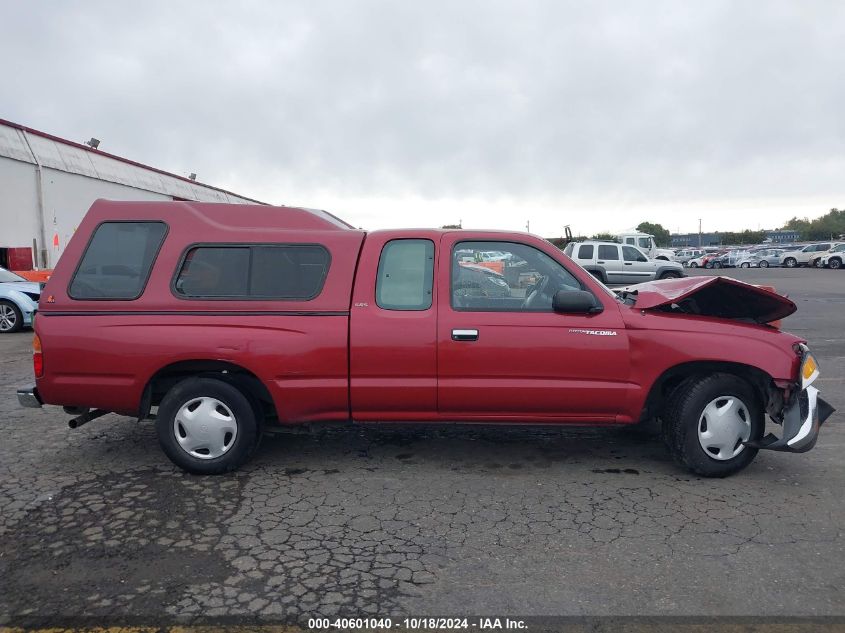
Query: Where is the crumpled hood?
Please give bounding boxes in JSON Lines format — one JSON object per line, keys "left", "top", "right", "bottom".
{"left": 617, "top": 276, "right": 796, "bottom": 324}
{"left": 0, "top": 281, "right": 41, "bottom": 297}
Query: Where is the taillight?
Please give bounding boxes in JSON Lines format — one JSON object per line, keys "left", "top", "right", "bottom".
{"left": 33, "top": 333, "right": 43, "bottom": 378}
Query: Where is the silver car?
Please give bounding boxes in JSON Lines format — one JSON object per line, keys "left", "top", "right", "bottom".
{"left": 0, "top": 267, "right": 41, "bottom": 333}
{"left": 737, "top": 249, "right": 784, "bottom": 268}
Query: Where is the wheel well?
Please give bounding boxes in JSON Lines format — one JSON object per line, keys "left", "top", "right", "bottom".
{"left": 140, "top": 360, "right": 277, "bottom": 422}
{"left": 640, "top": 361, "right": 773, "bottom": 422}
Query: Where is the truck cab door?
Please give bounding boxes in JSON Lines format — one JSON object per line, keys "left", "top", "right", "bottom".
{"left": 437, "top": 234, "right": 632, "bottom": 422}
{"left": 349, "top": 233, "right": 438, "bottom": 421}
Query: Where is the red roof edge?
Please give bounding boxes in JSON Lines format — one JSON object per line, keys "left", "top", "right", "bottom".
{"left": 0, "top": 117, "right": 269, "bottom": 205}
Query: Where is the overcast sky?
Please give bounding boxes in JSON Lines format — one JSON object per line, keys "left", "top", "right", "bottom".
{"left": 2, "top": 1, "right": 844, "bottom": 237}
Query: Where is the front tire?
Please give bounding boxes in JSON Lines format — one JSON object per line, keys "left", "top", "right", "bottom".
{"left": 0, "top": 300, "right": 23, "bottom": 333}
{"left": 662, "top": 374, "right": 763, "bottom": 477}
{"left": 759, "top": 260, "right": 769, "bottom": 268}
{"left": 830, "top": 258, "right": 842, "bottom": 270}
{"left": 740, "top": 263, "right": 750, "bottom": 268}
{"left": 157, "top": 377, "right": 260, "bottom": 474}
{"left": 783, "top": 257, "right": 797, "bottom": 268}
{"left": 659, "top": 271, "right": 682, "bottom": 280}
{"left": 688, "top": 262, "right": 698, "bottom": 268}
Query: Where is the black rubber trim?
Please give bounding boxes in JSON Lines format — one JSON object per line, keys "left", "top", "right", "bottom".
{"left": 38, "top": 310, "right": 349, "bottom": 317}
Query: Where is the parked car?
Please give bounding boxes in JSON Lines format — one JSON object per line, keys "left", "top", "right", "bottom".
{"left": 563, "top": 241, "right": 685, "bottom": 284}
{"left": 673, "top": 249, "right": 705, "bottom": 265}
{"left": 781, "top": 243, "right": 836, "bottom": 268}
{"left": 0, "top": 267, "right": 41, "bottom": 333}
{"left": 814, "top": 244, "right": 845, "bottom": 269}
{"left": 737, "top": 249, "right": 785, "bottom": 268}
{"left": 810, "top": 243, "right": 844, "bottom": 268}
{"left": 17, "top": 201, "right": 834, "bottom": 477}
{"left": 616, "top": 232, "right": 675, "bottom": 261}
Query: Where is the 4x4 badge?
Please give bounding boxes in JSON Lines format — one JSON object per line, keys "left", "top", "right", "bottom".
{"left": 569, "top": 329, "right": 617, "bottom": 336}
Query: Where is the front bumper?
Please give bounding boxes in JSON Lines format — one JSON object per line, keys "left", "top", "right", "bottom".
{"left": 747, "top": 385, "right": 835, "bottom": 452}
{"left": 17, "top": 385, "right": 42, "bottom": 408}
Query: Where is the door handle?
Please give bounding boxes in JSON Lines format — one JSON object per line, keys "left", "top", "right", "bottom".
{"left": 452, "top": 329, "right": 479, "bottom": 342}
{"left": 597, "top": 260, "right": 605, "bottom": 264}
{"left": 624, "top": 262, "right": 633, "bottom": 266}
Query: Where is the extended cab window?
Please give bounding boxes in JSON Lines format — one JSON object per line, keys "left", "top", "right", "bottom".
{"left": 174, "top": 244, "right": 329, "bottom": 299}
{"left": 452, "top": 241, "right": 583, "bottom": 312}
{"left": 376, "top": 239, "right": 435, "bottom": 310}
{"left": 69, "top": 221, "right": 167, "bottom": 300}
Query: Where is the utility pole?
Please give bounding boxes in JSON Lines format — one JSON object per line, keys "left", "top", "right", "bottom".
{"left": 698, "top": 219, "right": 702, "bottom": 248}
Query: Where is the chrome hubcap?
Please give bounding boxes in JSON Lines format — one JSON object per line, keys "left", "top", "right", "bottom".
{"left": 0, "top": 304, "right": 17, "bottom": 331}
{"left": 173, "top": 397, "right": 238, "bottom": 459}
{"left": 698, "top": 396, "right": 751, "bottom": 461}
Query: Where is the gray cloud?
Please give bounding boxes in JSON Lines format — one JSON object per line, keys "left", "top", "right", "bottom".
{"left": 2, "top": 0, "right": 844, "bottom": 231}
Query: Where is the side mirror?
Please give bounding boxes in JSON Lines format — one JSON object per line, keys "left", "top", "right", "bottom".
{"left": 552, "top": 290, "right": 603, "bottom": 314}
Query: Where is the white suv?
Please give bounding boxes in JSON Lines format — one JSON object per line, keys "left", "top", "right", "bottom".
{"left": 781, "top": 243, "right": 836, "bottom": 268}
{"left": 563, "top": 241, "right": 685, "bottom": 284}
{"left": 818, "top": 244, "right": 845, "bottom": 269}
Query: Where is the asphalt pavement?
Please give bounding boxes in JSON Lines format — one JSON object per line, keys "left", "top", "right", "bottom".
{"left": 1, "top": 267, "right": 843, "bottom": 627}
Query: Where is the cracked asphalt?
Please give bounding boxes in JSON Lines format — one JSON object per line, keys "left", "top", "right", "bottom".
{"left": 1, "top": 268, "right": 843, "bottom": 626}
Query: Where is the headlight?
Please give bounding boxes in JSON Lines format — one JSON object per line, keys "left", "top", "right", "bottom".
{"left": 799, "top": 346, "right": 820, "bottom": 389}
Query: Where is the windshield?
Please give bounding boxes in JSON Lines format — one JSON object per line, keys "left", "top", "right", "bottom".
{"left": 0, "top": 268, "right": 27, "bottom": 283}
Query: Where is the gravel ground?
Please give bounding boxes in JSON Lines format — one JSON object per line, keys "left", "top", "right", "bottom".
{"left": 1, "top": 267, "right": 843, "bottom": 627}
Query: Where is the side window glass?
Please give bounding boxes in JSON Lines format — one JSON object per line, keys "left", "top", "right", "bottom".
{"left": 452, "top": 241, "right": 584, "bottom": 312}
{"left": 598, "top": 244, "right": 620, "bottom": 260}
{"left": 622, "top": 245, "right": 647, "bottom": 262}
{"left": 376, "top": 239, "right": 434, "bottom": 311}
{"left": 638, "top": 237, "right": 650, "bottom": 249}
{"left": 577, "top": 244, "right": 594, "bottom": 259}
{"left": 174, "top": 245, "right": 330, "bottom": 299}
{"left": 69, "top": 221, "right": 167, "bottom": 300}
{"left": 625, "top": 238, "right": 635, "bottom": 245}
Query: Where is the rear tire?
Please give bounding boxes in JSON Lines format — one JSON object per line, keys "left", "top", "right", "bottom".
{"left": 712, "top": 261, "right": 722, "bottom": 269}
{"left": 659, "top": 271, "right": 681, "bottom": 280}
{"left": 759, "top": 260, "right": 769, "bottom": 268}
{"left": 157, "top": 377, "right": 260, "bottom": 474}
{"left": 0, "top": 300, "right": 23, "bottom": 333}
{"left": 783, "top": 257, "right": 797, "bottom": 268}
{"left": 688, "top": 262, "right": 698, "bottom": 268}
{"left": 662, "top": 373, "right": 763, "bottom": 477}
{"left": 740, "top": 263, "right": 750, "bottom": 268}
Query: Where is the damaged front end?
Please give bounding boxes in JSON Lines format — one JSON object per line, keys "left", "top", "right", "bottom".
{"left": 752, "top": 345, "right": 836, "bottom": 452}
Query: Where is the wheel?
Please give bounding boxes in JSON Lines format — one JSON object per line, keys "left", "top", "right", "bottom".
{"left": 759, "top": 260, "right": 769, "bottom": 268}
{"left": 813, "top": 259, "right": 823, "bottom": 268}
{"left": 783, "top": 257, "right": 797, "bottom": 268}
{"left": 688, "top": 262, "right": 698, "bottom": 268}
{"left": 659, "top": 271, "right": 681, "bottom": 280}
{"left": 740, "top": 263, "right": 750, "bottom": 268}
{"left": 712, "top": 261, "right": 722, "bottom": 269}
{"left": 704, "top": 262, "right": 713, "bottom": 269}
{"left": 156, "top": 377, "right": 260, "bottom": 474}
{"left": 0, "top": 300, "right": 23, "bottom": 333}
{"left": 830, "top": 257, "right": 842, "bottom": 270}
{"left": 662, "top": 373, "right": 763, "bottom": 477}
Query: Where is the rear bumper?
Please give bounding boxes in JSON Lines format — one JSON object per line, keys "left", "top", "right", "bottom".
{"left": 17, "top": 385, "right": 42, "bottom": 408}
{"left": 747, "top": 385, "right": 834, "bottom": 453}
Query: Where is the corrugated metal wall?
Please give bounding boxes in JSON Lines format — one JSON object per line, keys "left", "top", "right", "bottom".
{"left": 0, "top": 121, "right": 264, "bottom": 268}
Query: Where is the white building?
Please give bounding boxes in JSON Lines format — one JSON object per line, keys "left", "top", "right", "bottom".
{"left": 0, "top": 118, "right": 264, "bottom": 270}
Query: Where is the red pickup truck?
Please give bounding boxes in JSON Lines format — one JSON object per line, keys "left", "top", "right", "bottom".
{"left": 17, "top": 201, "right": 833, "bottom": 477}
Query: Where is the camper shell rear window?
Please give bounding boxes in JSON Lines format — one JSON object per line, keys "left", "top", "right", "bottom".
{"left": 69, "top": 221, "right": 168, "bottom": 300}
{"left": 172, "top": 243, "right": 331, "bottom": 300}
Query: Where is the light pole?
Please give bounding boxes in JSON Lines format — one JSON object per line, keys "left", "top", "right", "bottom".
{"left": 698, "top": 219, "right": 702, "bottom": 248}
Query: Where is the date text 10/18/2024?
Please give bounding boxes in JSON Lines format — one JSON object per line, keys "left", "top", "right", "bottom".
{"left": 307, "top": 617, "right": 528, "bottom": 630}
